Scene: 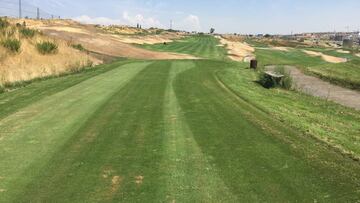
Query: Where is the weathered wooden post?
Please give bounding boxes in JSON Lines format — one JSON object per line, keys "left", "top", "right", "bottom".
{"left": 250, "top": 59, "right": 257, "bottom": 69}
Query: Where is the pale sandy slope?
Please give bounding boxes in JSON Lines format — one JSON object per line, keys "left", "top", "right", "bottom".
{"left": 16, "top": 19, "right": 197, "bottom": 60}
{"left": 0, "top": 20, "right": 102, "bottom": 85}
{"left": 217, "top": 36, "right": 255, "bottom": 62}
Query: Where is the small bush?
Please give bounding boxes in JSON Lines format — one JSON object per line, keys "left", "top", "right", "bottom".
{"left": 275, "top": 66, "right": 293, "bottom": 90}
{"left": 36, "top": 41, "right": 58, "bottom": 54}
{"left": 258, "top": 66, "right": 293, "bottom": 90}
{"left": 71, "top": 44, "right": 85, "bottom": 51}
{"left": 20, "top": 28, "right": 36, "bottom": 38}
{"left": 258, "top": 72, "right": 276, "bottom": 88}
{"left": 0, "top": 18, "right": 9, "bottom": 29}
{"left": 1, "top": 38, "right": 21, "bottom": 53}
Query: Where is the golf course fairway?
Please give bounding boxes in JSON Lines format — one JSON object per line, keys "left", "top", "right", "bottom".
{"left": 0, "top": 59, "right": 359, "bottom": 202}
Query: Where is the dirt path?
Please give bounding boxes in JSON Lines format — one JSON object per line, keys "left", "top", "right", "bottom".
{"left": 268, "top": 66, "right": 360, "bottom": 110}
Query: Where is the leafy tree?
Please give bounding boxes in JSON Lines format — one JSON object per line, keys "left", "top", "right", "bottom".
{"left": 210, "top": 28, "right": 215, "bottom": 34}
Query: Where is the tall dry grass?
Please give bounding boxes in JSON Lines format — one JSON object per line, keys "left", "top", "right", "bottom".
{"left": 0, "top": 20, "right": 102, "bottom": 88}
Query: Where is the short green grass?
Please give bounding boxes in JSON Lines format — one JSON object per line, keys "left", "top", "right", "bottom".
{"left": 216, "top": 61, "right": 360, "bottom": 159}
{"left": 140, "top": 35, "right": 228, "bottom": 59}
{"left": 0, "top": 35, "right": 359, "bottom": 202}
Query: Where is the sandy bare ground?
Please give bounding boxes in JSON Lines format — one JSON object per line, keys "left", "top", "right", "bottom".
{"left": 105, "top": 33, "right": 180, "bottom": 45}
{"left": 257, "top": 47, "right": 290, "bottom": 52}
{"left": 356, "top": 53, "right": 360, "bottom": 58}
{"left": 337, "top": 50, "right": 350, "bottom": 54}
{"left": 217, "top": 36, "right": 255, "bottom": 62}
{"left": 302, "top": 50, "right": 347, "bottom": 63}
{"left": 267, "top": 66, "right": 360, "bottom": 110}
{"left": 19, "top": 19, "right": 196, "bottom": 60}
{"left": 271, "top": 47, "right": 290, "bottom": 51}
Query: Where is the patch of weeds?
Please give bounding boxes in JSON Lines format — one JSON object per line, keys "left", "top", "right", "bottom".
{"left": 36, "top": 41, "right": 58, "bottom": 54}
{"left": 1, "top": 27, "right": 16, "bottom": 38}
{"left": 0, "top": 18, "right": 9, "bottom": 30}
{"left": 258, "top": 71, "right": 275, "bottom": 88}
{"left": 1, "top": 38, "right": 21, "bottom": 53}
{"left": 0, "top": 85, "right": 4, "bottom": 93}
{"left": 71, "top": 43, "right": 86, "bottom": 51}
{"left": 19, "top": 28, "right": 36, "bottom": 38}
{"left": 274, "top": 66, "right": 293, "bottom": 90}
{"left": 258, "top": 66, "right": 292, "bottom": 89}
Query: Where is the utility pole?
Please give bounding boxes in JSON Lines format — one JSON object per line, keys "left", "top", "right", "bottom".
{"left": 19, "top": 0, "right": 22, "bottom": 18}
{"left": 37, "top": 8, "right": 40, "bottom": 20}
{"left": 345, "top": 26, "right": 350, "bottom": 33}
{"left": 170, "top": 20, "right": 173, "bottom": 30}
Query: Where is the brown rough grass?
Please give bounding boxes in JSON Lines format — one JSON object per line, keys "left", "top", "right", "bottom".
{"left": 0, "top": 23, "right": 101, "bottom": 86}
{"left": 11, "top": 18, "right": 196, "bottom": 60}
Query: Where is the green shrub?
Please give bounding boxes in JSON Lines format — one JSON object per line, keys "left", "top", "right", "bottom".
{"left": 71, "top": 44, "right": 85, "bottom": 51}
{"left": 258, "top": 72, "right": 275, "bottom": 88}
{"left": 36, "top": 41, "right": 58, "bottom": 54}
{"left": 1, "top": 38, "right": 21, "bottom": 53}
{"left": 274, "top": 66, "right": 293, "bottom": 90}
{"left": 20, "top": 28, "right": 36, "bottom": 38}
{"left": 0, "top": 18, "right": 9, "bottom": 29}
{"left": 258, "top": 66, "right": 293, "bottom": 89}
{"left": 281, "top": 73, "right": 293, "bottom": 90}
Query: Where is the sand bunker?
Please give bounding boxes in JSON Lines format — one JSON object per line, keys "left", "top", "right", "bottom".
{"left": 218, "top": 37, "right": 255, "bottom": 62}
{"left": 271, "top": 47, "right": 290, "bottom": 52}
{"left": 356, "top": 53, "right": 360, "bottom": 58}
{"left": 302, "top": 50, "right": 347, "bottom": 63}
{"left": 257, "top": 47, "right": 290, "bottom": 52}
{"left": 106, "top": 33, "right": 177, "bottom": 45}
{"left": 337, "top": 50, "right": 350, "bottom": 54}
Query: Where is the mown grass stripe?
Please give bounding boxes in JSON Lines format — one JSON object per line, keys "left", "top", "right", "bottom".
{"left": 161, "top": 61, "right": 237, "bottom": 202}
{"left": 172, "top": 60, "right": 360, "bottom": 202}
{"left": 0, "top": 61, "right": 151, "bottom": 202}
{"left": 9, "top": 61, "right": 171, "bottom": 202}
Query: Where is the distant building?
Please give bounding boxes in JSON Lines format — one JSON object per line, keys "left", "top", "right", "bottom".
{"left": 334, "top": 34, "right": 345, "bottom": 41}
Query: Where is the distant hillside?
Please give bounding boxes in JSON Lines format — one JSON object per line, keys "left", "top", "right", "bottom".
{"left": 97, "top": 24, "right": 164, "bottom": 35}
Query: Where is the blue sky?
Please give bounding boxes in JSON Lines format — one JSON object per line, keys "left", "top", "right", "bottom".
{"left": 25, "top": 0, "right": 360, "bottom": 34}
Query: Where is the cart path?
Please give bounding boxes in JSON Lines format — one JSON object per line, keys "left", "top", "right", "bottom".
{"left": 267, "top": 65, "right": 360, "bottom": 110}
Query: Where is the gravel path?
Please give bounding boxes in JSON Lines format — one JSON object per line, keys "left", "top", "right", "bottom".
{"left": 266, "top": 66, "right": 360, "bottom": 110}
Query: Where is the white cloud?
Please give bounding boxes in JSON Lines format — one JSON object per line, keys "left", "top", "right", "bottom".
{"left": 73, "top": 12, "right": 164, "bottom": 28}
{"left": 176, "top": 14, "right": 201, "bottom": 31}
{"left": 122, "top": 11, "right": 163, "bottom": 28}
